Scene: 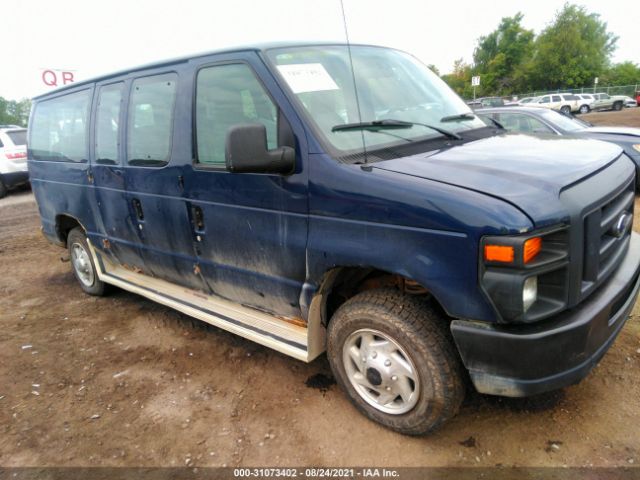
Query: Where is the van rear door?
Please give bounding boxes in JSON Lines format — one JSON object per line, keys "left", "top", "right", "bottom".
{"left": 120, "top": 69, "right": 207, "bottom": 291}
{"left": 91, "top": 80, "right": 146, "bottom": 270}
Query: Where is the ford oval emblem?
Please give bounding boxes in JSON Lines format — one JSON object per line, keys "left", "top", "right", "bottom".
{"left": 610, "top": 212, "right": 632, "bottom": 238}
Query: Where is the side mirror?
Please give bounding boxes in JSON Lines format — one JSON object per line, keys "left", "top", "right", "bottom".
{"left": 225, "top": 124, "right": 295, "bottom": 174}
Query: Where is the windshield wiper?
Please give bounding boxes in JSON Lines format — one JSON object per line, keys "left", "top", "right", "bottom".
{"left": 332, "top": 119, "right": 461, "bottom": 140}
{"left": 440, "top": 112, "right": 476, "bottom": 122}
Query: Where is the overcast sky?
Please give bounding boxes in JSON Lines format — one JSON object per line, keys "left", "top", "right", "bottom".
{"left": 3, "top": 0, "right": 638, "bottom": 100}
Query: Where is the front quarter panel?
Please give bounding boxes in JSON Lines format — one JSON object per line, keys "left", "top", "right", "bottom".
{"left": 307, "top": 153, "right": 535, "bottom": 322}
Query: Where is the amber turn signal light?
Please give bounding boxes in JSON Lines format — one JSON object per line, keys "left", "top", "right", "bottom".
{"left": 523, "top": 237, "right": 542, "bottom": 264}
{"left": 484, "top": 245, "right": 515, "bottom": 263}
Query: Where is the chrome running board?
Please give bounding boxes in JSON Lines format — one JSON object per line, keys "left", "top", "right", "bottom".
{"left": 89, "top": 243, "right": 325, "bottom": 362}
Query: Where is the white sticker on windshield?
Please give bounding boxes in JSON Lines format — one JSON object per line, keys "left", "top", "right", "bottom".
{"left": 277, "top": 63, "right": 339, "bottom": 94}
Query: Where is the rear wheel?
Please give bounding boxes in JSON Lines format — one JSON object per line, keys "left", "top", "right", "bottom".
{"left": 327, "top": 289, "right": 465, "bottom": 435}
{"left": 579, "top": 104, "right": 590, "bottom": 114}
{"left": 68, "top": 227, "right": 108, "bottom": 296}
{"left": 613, "top": 101, "right": 623, "bottom": 111}
{"left": 0, "top": 179, "right": 7, "bottom": 199}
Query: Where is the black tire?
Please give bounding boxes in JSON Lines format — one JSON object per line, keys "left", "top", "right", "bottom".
{"left": 67, "top": 227, "right": 108, "bottom": 296}
{"left": 0, "top": 178, "right": 7, "bottom": 199}
{"left": 613, "top": 101, "right": 623, "bottom": 111}
{"left": 327, "top": 289, "right": 465, "bottom": 435}
{"left": 579, "top": 104, "right": 590, "bottom": 114}
{"left": 560, "top": 105, "right": 571, "bottom": 114}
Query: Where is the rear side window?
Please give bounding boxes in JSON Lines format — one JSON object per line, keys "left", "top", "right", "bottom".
{"left": 562, "top": 94, "right": 578, "bottom": 101}
{"left": 7, "top": 130, "right": 27, "bottom": 146}
{"left": 96, "top": 83, "right": 123, "bottom": 165}
{"left": 195, "top": 63, "right": 277, "bottom": 166}
{"left": 127, "top": 73, "right": 177, "bottom": 166}
{"left": 30, "top": 90, "right": 90, "bottom": 162}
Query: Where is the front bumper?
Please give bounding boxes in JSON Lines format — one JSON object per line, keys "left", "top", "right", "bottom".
{"left": 452, "top": 231, "right": 640, "bottom": 397}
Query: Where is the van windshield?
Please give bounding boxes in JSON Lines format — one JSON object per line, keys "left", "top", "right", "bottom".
{"left": 267, "top": 45, "right": 487, "bottom": 156}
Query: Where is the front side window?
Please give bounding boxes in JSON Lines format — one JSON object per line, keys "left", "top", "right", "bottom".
{"left": 30, "top": 89, "right": 90, "bottom": 162}
{"left": 267, "top": 46, "right": 486, "bottom": 156}
{"left": 96, "top": 83, "right": 123, "bottom": 164}
{"left": 127, "top": 73, "right": 177, "bottom": 166}
{"left": 539, "top": 96, "right": 550, "bottom": 104}
{"left": 196, "top": 63, "right": 277, "bottom": 165}
{"left": 552, "top": 95, "right": 561, "bottom": 102}
{"left": 496, "top": 113, "right": 553, "bottom": 134}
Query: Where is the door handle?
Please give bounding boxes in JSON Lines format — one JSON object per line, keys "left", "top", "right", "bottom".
{"left": 192, "top": 206, "right": 205, "bottom": 232}
{"left": 132, "top": 198, "right": 144, "bottom": 221}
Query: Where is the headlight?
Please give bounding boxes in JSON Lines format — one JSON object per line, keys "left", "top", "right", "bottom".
{"left": 480, "top": 227, "right": 569, "bottom": 323}
{"left": 523, "top": 276, "right": 538, "bottom": 312}
{"left": 633, "top": 144, "right": 640, "bottom": 153}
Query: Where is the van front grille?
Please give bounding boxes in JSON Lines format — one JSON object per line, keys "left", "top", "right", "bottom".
{"left": 582, "top": 179, "right": 634, "bottom": 297}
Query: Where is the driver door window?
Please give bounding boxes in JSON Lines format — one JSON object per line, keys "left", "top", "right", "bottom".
{"left": 196, "top": 63, "right": 277, "bottom": 166}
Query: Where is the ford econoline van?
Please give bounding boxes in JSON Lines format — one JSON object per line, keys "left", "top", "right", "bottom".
{"left": 28, "top": 43, "right": 640, "bottom": 434}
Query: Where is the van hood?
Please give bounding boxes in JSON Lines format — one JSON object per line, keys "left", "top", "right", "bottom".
{"left": 372, "top": 133, "right": 624, "bottom": 226}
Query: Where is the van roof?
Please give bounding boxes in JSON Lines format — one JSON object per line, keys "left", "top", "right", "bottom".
{"left": 32, "top": 42, "right": 380, "bottom": 101}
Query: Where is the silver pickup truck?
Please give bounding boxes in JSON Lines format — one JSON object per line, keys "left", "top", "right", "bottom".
{"left": 591, "top": 93, "right": 627, "bottom": 111}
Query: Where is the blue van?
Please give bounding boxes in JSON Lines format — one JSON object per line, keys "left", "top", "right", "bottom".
{"left": 28, "top": 43, "right": 640, "bottom": 435}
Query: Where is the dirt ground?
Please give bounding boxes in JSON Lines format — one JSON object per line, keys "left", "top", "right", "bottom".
{"left": 1, "top": 108, "right": 640, "bottom": 469}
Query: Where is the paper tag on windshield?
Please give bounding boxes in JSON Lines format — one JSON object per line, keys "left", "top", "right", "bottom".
{"left": 277, "top": 63, "right": 339, "bottom": 94}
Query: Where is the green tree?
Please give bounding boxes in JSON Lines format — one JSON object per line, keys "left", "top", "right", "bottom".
{"left": 529, "top": 3, "right": 617, "bottom": 89}
{"left": 0, "top": 97, "right": 31, "bottom": 127}
{"left": 472, "top": 13, "right": 535, "bottom": 94}
{"left": 441, "top": 58, "right": 473, "bottom": 98}
{"left": 601, "top": 62, "right": 640, "bottom": 86}
{"left": 426, "top": 64, "right": 440, "bottom": 76}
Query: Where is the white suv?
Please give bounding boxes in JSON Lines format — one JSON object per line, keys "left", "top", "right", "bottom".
{"left": 0, "top": 125, "right": 29, "bottom": 198}
{"left": 532, "top": 93, "right": 580, "bottom": 114}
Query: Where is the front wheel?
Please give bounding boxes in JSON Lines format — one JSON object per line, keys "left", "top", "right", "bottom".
{"left": 560, "top": 105, "right": 571, "bottom": 114}
{"left": 327, "top": 289, "right": 465, "bottom": 435}
{"left": 0, "top": 178, "right": 7, "bottom": 199}
{"left": 613, "top": 101, "right": 623, "bottom": 111}
{"left": 68, "top": 227, "right": 108, "bottom": 296}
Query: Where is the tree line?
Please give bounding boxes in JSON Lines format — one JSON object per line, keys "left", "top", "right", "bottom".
{"left": 440, "top": 3, "right": 640, "bottom": 99}
{"left": 0, "top": 97, "right": 31, "bottom": 127}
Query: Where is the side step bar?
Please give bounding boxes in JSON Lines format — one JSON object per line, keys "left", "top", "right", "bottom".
{"left": 89, "top": 244, "right": 325, "bottom": 362}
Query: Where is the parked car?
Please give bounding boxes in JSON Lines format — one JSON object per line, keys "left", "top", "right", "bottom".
{"left": 530, "top": 93, "right": 581, "bottom": 114}
{"left": 477, "top": 106, "right": 640, "bottom": 184}
{"left": 0, "top": 125, "right": 29, "bottom": 198}
{"left": 515, "top": 97, "right": 535, "bottom": 106}
{"left": 28, "top": 43, "right": 640, "bottom": 435}
{"left": 575, "top": 94, "right": 595, "bottom": 114}
{"left": 467, "top": 96, "right": 505, "bottom": 109}
{"left": 591, "top": 93, "right": 627, "bottom": 111}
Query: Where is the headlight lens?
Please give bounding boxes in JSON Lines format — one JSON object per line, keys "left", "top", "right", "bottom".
{"left": 633, "top": 144, "right": 640, "bottom": 153}
{"left": 523, "top": 276, "right": 538, "bottom": 312}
